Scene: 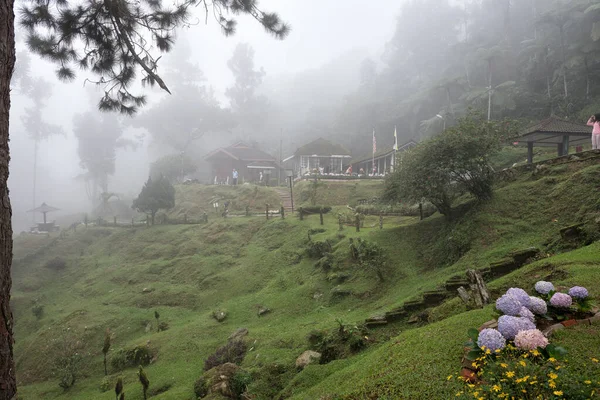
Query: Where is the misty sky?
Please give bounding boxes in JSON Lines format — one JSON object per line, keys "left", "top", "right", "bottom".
{"left": 9, "top": 0, "right": 402, "bottom": 232}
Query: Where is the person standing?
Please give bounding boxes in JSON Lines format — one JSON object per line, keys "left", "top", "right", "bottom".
{"left": 232, "top": 169, "right": 238, "bottom": 185}
{"left": 586, "top": 114, "right": 600, "bottom": 150}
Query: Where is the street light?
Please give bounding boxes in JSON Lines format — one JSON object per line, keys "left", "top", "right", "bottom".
{"left": 285, "top": 169, "right": 294, "bottom": 213}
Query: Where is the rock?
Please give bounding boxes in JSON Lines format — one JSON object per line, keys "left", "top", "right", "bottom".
{"left": 212, "top": 310, "right": 227, "bottom": 322}
{"left": 142, "top": 287, "right": 154, "bottom": 293}
{"left": 200, "top": 362, "right": 241, "bottom": 398}
{"left": 228, "top": 328, "right": 248, "bottom": 342}
{"left": 312, "top": 292, "right": 323, "bottom": 300}
{"left": 479, "top": 319, "right": 498, "bottom": 330}
{"left": 295, "top": 350, "right": 321, "bottom": 369}
{"left": 561, "top": 319, "right": 578, "bottom": 328}
{"left": 589, "top": 312, "right": 600, "bottom": 325}
{"left": 145, "top": 322, "right": 152, "bottom": 333}
{"left": 257, "top": 307, "right": 271, "bottom": 317}
{"left": 542, "top": 323, "right": 564, "bottom": 337}
{"left": 460, "top": 367, "right": 479, "bottom": 383}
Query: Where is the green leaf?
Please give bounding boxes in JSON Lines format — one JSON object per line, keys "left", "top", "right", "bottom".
{"left": 467, "top": 328, "right": 480, "bottom": 343}
{"left": 466, "top": 349, "right": 483, "bottom": 361}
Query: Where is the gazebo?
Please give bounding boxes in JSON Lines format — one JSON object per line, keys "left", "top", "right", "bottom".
{"left": 513, "top": 117, "right": 592, "bottom": 164}
{"left": 27, "top": 202, "right": 60, "bottom": 232}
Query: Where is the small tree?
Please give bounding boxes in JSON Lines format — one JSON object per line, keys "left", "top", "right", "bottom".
{"left": 384, "top": 113, "right": 518, "bottom": 217}
{"left": 154, "top": 310, "right": 160, "bottom": 333}
{"left": 132, "top": 176, "right": 175, "bottom": 225}
{"left": 138, "top": 366, "right": 150, "bottom": 400}
{"left": 102, "top": 329, "right": 111, "bottom": 376}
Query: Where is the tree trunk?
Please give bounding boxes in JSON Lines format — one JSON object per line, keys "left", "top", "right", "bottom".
{"left": 32, "top": 139, "right": 38, "bottom": 223}
{"left": 104, "top": 354, "right": 107, "bottom": 376}
{"left": 0, "top": 0, "right": 16, "bottom": 398}
{"left": 151, "top": 211, "right": 155, "bottom": 226}
{"left": 559, "top": 24, "right": 568, "bottom": 98}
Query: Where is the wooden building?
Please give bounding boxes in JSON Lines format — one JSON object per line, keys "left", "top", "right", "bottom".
{"left": 282, "top": 138, "right": 351, "bottom": 178}
{"left": 350, "top": 140, "right": 418, "bottom": 175}
{"left": 204, "top": 142, "right": 280, "bottom": 184}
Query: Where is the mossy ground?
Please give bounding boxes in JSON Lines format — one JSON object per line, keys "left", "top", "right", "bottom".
{"left": 11, "top": 156, "right": 600, "bottom": 399}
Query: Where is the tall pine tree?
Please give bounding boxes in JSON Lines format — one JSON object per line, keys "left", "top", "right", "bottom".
{"left": 0, "top": 2, "right": 288, "bottom": 398}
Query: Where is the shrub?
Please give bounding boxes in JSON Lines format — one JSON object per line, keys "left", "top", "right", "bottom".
{"left": 45, "top": 257, "right": 66, "bottom": 270}
{"left": 110, "top": 345, "right": 153, "bottom": 371}
{"left": 230, "top": 370, "right": 252, "bottom": 399}
{"left": 31, "top": 304, "right": 44, "bottom": 319}
{"left": 349, "top": 238, "right": 386, "bottom": 281}
{"left": 301, "top": 205, "right": 332, "bottom": 214}
{"left": 52, "top": 329, "right": 85, "bottom": 390}
{"left": 203, "top": 340, "right": 247, "bottom": 371}
{"left": 193, "top": 376, "right": 208, "bottom": 398}
{"left": 99, "top": 376, "right": 111, "bottom": 392}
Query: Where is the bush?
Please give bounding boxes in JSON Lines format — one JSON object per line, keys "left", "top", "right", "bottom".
{"left": 193, "top": 376, "right": 208, "bottom": 398}
{"left": 300, "top": 205, "right": 332, "bottom": 214}
{"left": 349, "top": 238, "right": 387, "bottom": 281}
{"left": 230, "top": 370, "right": 252, "bottom": 399}
{"left": 99, "top": 376, "right": 111, "bottom": 392}
{"left": 52, "top": 329, "right": 85, "bottom": 390}
{"left": 45, "top": 257, "right": 66, "bottom": 270}
{"left": 110, "top": 345, "right": 153, "bottom": 371}
{"left": 203, "top": 340, "right": 247, "bottom": 371}
{"left": 31, "top": 304, "right": 44, "bottom": 319}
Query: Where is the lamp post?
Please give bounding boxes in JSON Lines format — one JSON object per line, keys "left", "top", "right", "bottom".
{"left": 286, "top": 169, "right": 294, "bottom": 213}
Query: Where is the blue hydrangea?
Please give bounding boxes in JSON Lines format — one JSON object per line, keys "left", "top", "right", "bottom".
{"left": 497, "top": 315, "right": 536, "bottom": 340}
{"left": 528, "top": 296, "right": 548, "bottom": 315}
{"left": 506, "top": 288, "right": 530, "bottom": 308}
{"left": 477, "top": 328, "right": 506, "bottom": 352}
{"left": 519, "top": 306, "right": 535, "bottom": 323}
{"left": 495, "top": 293, "right": 522, "bottom": 316}
{"left": 568, "top": 286, "right": 589, "bottom": 299}
{"left": 534, "top": 281, "right": 555, "bottom": 295}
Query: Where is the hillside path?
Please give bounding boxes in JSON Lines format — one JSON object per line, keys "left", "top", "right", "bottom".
{"left": 273, "top": 187, "right": 294, "bottom": 213}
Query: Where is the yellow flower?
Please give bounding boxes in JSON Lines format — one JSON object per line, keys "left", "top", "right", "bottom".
{"left": 555, "top": 366, "right": 561, "bottom": 370}
{"left": 553, "top": 390, "right": 563, "bottom": 396}
{"left": 548, "top": 373, "right": 558, "bottom": 380}
{"left": 529, "top": 381, "right": 537, "bottom": 385}
{"left": 549, "top": 357, "right": 557, "bottom": 362}
{"left": 592, "top": 358, "right": 599, "bottom": 363}
{"left": 468, "top": 384, "right": 475, "bottom": 388}
{"left": 492, "top": 384, "right": 501, "bottom": 392}
{"left": 519, "top": 360, "right": 527, "bottom": 367}
{"left": 500, "top": 363, "right": 508, "bottom": 369}
{"left": 584, "top": 380, "right": 591, "bottom": 385}
{"left": 455, "top": 392, "right": 462, "bottom": 397}
{"left": 531, "top": 349, "right": 540, "bottom": 356}
{"left": 549, "top": 381, "right": 557, "bottom": 389}
{"left": 506, "top": 371, "right": 515, "bottom": 378}
{"left": 447, "top": 375, "right": 453, "bottom": 381}
{"left": 498, "top": 394, "right": 508, "bottom": 399}
{"left": 485, "top": 349, "right": 491, "bottom": 355}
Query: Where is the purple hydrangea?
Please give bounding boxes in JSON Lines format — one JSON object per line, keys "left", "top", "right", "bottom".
{"left": 498, "top": 315, "right": 536, "bottom": 340}
{"left": 550, "top": 292, "right": 573, "bottom": 308}
{"left": 528, "top": 296, "right": 548, "bottom": 315}
{"left": 514, "top": 329, "right": 549, "bottom": 350}
{"left": 534, "top": 281, "right": 555, "bottom": 295}
{"left": 518, "top": 306, "right": 535, "bottom": 323}
{"left": 477, "top": 328, "right": 506, "bottom": 352}
{"left": 495, "top": 293, "right": 522, "bottom": 316}
{"left": 568, "top": 286, "right": 589, "bottom": 300}
{"left": 506, "top": 288, "right": 530, "bottom": 308}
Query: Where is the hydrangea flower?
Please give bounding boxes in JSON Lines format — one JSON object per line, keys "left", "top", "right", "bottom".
{"left": 518, "top": 306, "right": 535, "bottom": 323}
{"left": 534, "top": 281, "right": 555, "bottom": 295}
{"left": 495, "top": 293, "right": 522, "bottom": 316}
{"left": 514, "top": 329, "right": 549, "bottom": 350}
{"left": 506, "top": 288, "right": 530, "bottom": 308}
{"left": 498, "top": 315, "right": 536, "bottom": 340}
{"left": 477, "top": 328, "right": 506, "bottom": 352}
{"left": 550, "top": 292, "right": 573, "bottom": 308}
{"left": 528, "top": 296, "right": 548, "bottom": 315}
{"left": 568, "top": 286, "right": 589, "bottom": 300}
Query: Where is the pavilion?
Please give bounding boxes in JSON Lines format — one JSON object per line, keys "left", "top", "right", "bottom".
{"left": 513, "top": 117, "right": 592, "bottom": 164}
{"left": 27, "top": 202, "right": 60, "bottom": 232}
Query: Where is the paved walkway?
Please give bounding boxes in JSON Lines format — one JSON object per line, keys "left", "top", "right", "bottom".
{"left": 273, "top": 187, "right": 294, "bottom": 213}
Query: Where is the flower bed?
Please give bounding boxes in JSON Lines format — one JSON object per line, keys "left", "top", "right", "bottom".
{"left": 452, "top": 281, "right": 599, "bottom": 399}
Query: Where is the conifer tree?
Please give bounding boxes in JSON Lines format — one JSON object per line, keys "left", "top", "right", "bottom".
{"left": 102, "top": 329, "right": 111, "bottom": 376}
{"left": 138, "top": 366, "right": 150, "bottom": 400}
{"left": 0, "top": 3, "right": 288, "bottom": 399}
{"left": 132, "top": 176, "right": 175, "bottom": 225}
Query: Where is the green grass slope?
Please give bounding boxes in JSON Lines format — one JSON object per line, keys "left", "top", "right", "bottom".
{"left": 11, "top": 157, "right": 600, "bottom": 399}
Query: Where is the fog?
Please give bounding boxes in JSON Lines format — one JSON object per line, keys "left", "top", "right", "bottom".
{"left": 10, "top": 0, "right": 572, "bottom": 233}
{"left": 8, "top": 0, "right": 400, "bottom": 232}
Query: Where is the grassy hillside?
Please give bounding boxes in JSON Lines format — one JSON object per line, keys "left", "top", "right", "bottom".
{"left": 293, "top": 180, "right": 385, "bottom": 207}
{"left": 11, "top": 156, "right": 600, "bottom": 399}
